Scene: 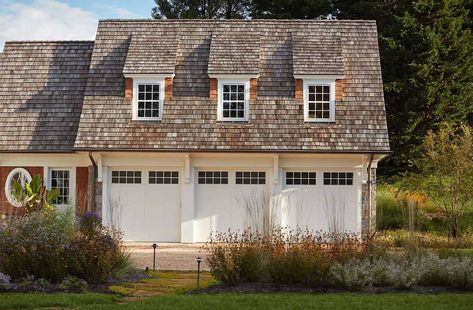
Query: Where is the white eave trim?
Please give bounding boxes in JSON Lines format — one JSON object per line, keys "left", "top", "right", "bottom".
{"left": 208, "top": 73, "right": 259, "bottom": 79}
{"left": 294, "top": 74, "right": 344, "bottom": 80}
{"left": 124, "top": 73, "right": 175, "bottom": 79}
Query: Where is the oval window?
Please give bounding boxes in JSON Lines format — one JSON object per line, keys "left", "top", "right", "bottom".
{"left": 4, "top": 168, "right": 32, "bottom": 208}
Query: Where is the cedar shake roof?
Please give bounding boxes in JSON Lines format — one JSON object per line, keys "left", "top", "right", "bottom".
{"left": 0, "top": 19, "right": 390, "bottom": 153}
{"left": 208, "top": 30, "right": 260, "bottom": 75}
{"left": 123, "top": 26, "right": 179, "bottom": 75}
{"left": 292, "top": 32, "right": 344, "bottom": 76}
{"left": 0, "top": 41, "right": 93, "bottom": 152}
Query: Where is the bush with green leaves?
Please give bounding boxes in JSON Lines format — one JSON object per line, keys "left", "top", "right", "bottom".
{"left": 67, "top": 212, "right": 130, "bottom": 284}
{"left": 58, "top": 275, "right": 88, "bottom": 292}
{"left": 206, "top": 229, "right": 380, "bottom": 287}
{"left": 330, "top": 252, "right": 473, "bottom": 290}
{"left": 10, "top": 174, "right": 59, "bottom": 213}
{"left": 0, "top": 210, "right": 130, "bottom": 285}
{"left": 0, "top": 272, "right": 11, "bottom": 290}
{"left": 0, "top": 210, "right": 74, "bottom": 282}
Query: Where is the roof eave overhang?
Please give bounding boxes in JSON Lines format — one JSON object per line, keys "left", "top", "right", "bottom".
{"left": 293, "top": 74, "right": 344, "bottom": 80}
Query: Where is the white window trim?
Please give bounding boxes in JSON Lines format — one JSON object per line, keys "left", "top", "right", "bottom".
{"left": 4, "top": 168, "right": 32, "bottom": 208}
{"left": 303, "top": 79, "right": 336, "bottom": 123}
{"left": 132, "top": 78, "right": 165, "bottom": 121}
{"left": 49, "top": 168, "right": 73, "bottom": 207}
{"left": 217, "top": 79, "right": 250, "bottom": 122}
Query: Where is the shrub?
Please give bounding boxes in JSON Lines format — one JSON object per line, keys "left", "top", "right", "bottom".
{"left": 0, "top": 272, "right": 11, "bottom": 290}
{"left": 377, "top": 187, "right": 405, "bottom": 230}
{"left": 206, "top": 229, "right": 378, "bottom": 287}
{"left": 0, "top": 210, "right": 74, "bottom": 282}
{"left": 330, "top": 252, "right": 473, "bottom": 290}
{"left": 17, "top": 275, "right": 52, "bottom": 292}
{"left": 67, "top": 213, "right": 130, "bottom": 284}
{"left": 58, "top": 275, "right": 88, "bottom": 292}
{"left": 0, "top": 211, "right": 130, "bottom": 285}
{"left": 206, "top": 230, "right": 267, "bottom": 286}
{"left": 331, "top": 259, "right": 374, "bottom": 290}
{"left": 376, "top": 230, "right": 473, "bottom": 248}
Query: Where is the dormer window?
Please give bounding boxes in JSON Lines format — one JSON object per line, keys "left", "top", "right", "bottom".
{"left": 302, "top": 78, "right": 337, "bottom": 122}
{"left": 137, "top": 83, "right": 161, "bottom": 119}
{"left": 217, "top": 79, "right": 250, "bottom": 122}
{"left": 125, "top": 75, "right": 169, "bottom": 121}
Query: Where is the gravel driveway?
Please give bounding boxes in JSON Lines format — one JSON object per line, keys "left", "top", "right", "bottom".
{"left": 126, "top": 243, "right": 210, "bottom": 271}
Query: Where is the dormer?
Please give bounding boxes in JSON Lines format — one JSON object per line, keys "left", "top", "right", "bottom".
{"left": 208, "top": 31, "right": 260, "bottom": 122}
{"left": 292, "top": 32, "right": 344, "bottom": 123}
{"left": 123, "top": 32, "right": 178, "bottom": 121}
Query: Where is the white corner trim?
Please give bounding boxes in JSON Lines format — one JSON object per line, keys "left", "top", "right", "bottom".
{"left": 43, "top": 166, "right": 49, "bottom": 189}
{"left": 184, "top": 153, "right": 191, "bottom": 184}
{"left": 132, "top": 77, "right": 166, "bottom": 121}
{"left": 273, "top": 154, "right": 279, "bottom": 185}
{"left": 208, "top": 74, "right": 259, "bottom": 79}
{"left": 97, "top": 154, "right": 103, "bottom": 183}
{"left": 303, "top": 79, "right": 336, "bottom": 123}
{"left": 217, "top": 79, "right": 250, "bottom": 122}
{"left": 294, "top": 74, "right": 344, "bottom": 80}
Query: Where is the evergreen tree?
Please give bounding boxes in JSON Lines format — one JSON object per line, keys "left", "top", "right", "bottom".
{"left": 152, "top": 0, "right": 251, "bottom": 19}
{"left": 150, "top": 0, "right": 473, "bottom": 178}
{"left": 250, "top": 0, "right": 332, "bottom": 19}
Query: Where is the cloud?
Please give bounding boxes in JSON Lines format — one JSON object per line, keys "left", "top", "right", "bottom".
{"left": 0, "top": 0, "right": 98, "bottom": 51}
{"left": 94, "top": 4, "right": 138, "bottom": 18}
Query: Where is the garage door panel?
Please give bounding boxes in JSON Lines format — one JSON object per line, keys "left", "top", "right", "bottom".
{"left": 109, "top": 168, "right": 181, "bottom": 242}
{"left": 195, "top": 169, "right": 269, "bottom": 242}
{"left": 282, "top": 170, "right": 357, "bottom": 234}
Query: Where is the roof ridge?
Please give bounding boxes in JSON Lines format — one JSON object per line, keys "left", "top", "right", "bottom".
{"left": 98, "top": 18, "right": 376, "bottom": 23}
{"left": 4, "top": 40, "right": 94, "bottom": 44}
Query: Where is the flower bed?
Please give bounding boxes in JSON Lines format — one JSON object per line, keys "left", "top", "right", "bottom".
{"left": 0, "top": 210, "right": 131, "bottom": 292}
{"left": 205, "top": 229, "right": 473, "bottom": 290}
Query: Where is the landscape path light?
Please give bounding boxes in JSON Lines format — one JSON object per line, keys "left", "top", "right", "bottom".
{"left": 152, "top": 243, "right": 158, "bottom": 271}
{"left": 196, "top": 256, "right": 202, "bottom": 289}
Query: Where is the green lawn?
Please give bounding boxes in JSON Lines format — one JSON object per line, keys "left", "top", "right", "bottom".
{"left": 1, "top": 293, "right": 473, "bottom": 310}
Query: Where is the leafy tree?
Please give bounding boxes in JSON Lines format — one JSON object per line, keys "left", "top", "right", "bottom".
{"left": 152, "top": 0, "right": 251, "bottom": 19}
{"left": 250, "top": 0, "right": 332, "bottom": 19}
{"left": 334, "top": 0, "right": 473, "bottom": 177}
{"left": 11, "top": 175, "right": 59, "bottom": 213}
{"left": 150, "top": 0, "right": 473, "bottom": 179}
{"left": 408, "top": 124, "right": 473, "bottom": 238}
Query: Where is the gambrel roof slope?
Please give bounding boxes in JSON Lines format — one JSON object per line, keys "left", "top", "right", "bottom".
{"left": 0, "top": 19, "right": 390, "bottom": 153}
{"left": 0, "top": 41, "right": 93, "bottom": 151}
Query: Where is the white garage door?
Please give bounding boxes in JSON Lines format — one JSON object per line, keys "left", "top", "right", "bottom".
{"left": 282, "top": 171, "right": 358, "bottom": 233}
{"left": 108, "top": 168, "right": 181, "bottom": 242}
{"left": 195, "top": 170, "right": 268, "bottom": 242}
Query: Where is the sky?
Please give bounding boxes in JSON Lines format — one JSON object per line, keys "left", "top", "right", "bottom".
{"left": 0, "top": 0, "right": 155, "bottom": 50}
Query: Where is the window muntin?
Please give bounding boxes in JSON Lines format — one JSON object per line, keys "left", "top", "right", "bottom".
{"left": 286, "top": 172, "right": 316, "bottom": 185}
{"left": 323, "top": 172, "right": 354, "bottom": 186}
{"left": 308, "top": 85, "right": 330, "bottom": 119}
{"left": 198, "top": 171, "right": 228, "bottom": 184}
{"left": 149, "top": 171, "right": 179, "bottom": 184}
{"left": 217, "top": 79, "right": 249, "bottom": 121}
{"left": 51, "top": 169, "right": 70, "bottom": 204}
{"left": 222, "top": 84, "right": 245, "bottom": 119}
{"left": 236, "top": 171, "right": 266, "bottom": 185}
{"left": 111, "top": 171, "right": 142, "bottom": 184}
{"left": 303, "top": 79, "right": 335, "bottom": 122}
{"left": 137, "top": 83, "right": 160, "bottom": 119}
